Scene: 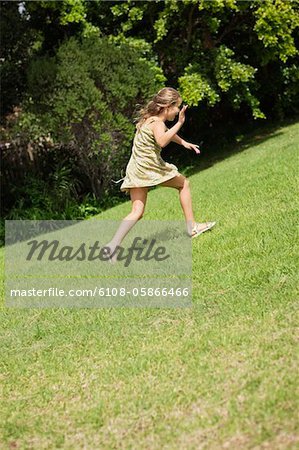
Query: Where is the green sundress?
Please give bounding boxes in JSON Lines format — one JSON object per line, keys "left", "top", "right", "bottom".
{"left": 117, "top": 118, "right": 180, "bottom": 196}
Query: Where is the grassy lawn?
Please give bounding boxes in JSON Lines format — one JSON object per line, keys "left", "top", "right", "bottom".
{"left": 0, "top": 121, "right": 298, "bottom": 449}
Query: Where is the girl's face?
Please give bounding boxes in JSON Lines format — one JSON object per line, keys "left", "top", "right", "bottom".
{"left": 165, "top": 98, "right": 183, "bottom": 121}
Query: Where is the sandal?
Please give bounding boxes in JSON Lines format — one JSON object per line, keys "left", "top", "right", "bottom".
{"left": 191, "top": 221, "right": 216, "bottom": 239}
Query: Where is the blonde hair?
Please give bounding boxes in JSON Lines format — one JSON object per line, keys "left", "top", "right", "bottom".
{"left": 135, "top": 87, "right": 182, "bottom": 130}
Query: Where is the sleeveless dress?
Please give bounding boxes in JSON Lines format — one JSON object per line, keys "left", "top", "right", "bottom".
{"left": 118, "top": 118, "right": 180, "bottom": 196}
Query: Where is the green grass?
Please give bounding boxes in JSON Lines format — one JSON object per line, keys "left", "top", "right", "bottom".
{"left": 1, "top": 121, "right": 298, "bottom": 449}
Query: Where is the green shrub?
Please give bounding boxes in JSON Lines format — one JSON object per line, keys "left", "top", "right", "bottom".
{"left": 2, "top": 34, "right": 165, "bottom": 223}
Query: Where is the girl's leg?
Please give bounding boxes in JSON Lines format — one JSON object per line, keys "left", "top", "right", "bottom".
{"left": 105, "top": 187, "right": 148, "bottom": 257}
{"left": 159, "top": 175, "right": 196, "bottom": 235}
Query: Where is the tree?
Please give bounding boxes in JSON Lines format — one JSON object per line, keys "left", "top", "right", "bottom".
{"left": 0, "top": 2, "right": 37, "bottom": 119}
{"left": 95, "top": 0, "right": 299, "bottom": 120}
{"left": 2, "top": 35, "right": 164, "bottom": 203}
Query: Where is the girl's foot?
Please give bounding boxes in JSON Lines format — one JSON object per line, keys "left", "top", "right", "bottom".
{"left": 191, "top": 221, "right": 216, "bottom": 238}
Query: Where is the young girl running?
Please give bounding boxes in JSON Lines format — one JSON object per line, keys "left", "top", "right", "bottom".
{"left": 106, "top": 87, "right": 216, "bottom": 261}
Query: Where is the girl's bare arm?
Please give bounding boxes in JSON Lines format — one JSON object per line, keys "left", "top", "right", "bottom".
{"left": 152, "top": 104, "right": 188, "bottom": 148}
{"left": 152, "top": 121, "right": 183, "bottom": 148}
{"left": 171, "top": 134, "right": 201, "bottom": 153}
{"left": 171, "top": 134, "right": 186, "bottom": 145}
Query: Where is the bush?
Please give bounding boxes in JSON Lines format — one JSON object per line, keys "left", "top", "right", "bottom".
{"left": 27, "top": 34, "right": 164, "bottom": 198}
{"left": 1, "top": 34, "right": 165, "bottom": 220}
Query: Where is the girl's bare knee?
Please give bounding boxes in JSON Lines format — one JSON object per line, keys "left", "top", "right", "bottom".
{"left": 131, "top": 204, "right": 145, "bottom": 220}
{"left": 184, "top": 178, "right": 190, "bottom": 186}
{"left": 179, "top": 177, "right": 189, "bottom": 191}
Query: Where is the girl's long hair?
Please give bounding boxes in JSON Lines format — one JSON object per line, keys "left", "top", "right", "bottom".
{"left": 135, "top": 87, "right": 181, "bottom": 130}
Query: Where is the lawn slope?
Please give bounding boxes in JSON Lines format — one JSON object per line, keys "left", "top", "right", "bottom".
{"left": 0, "top": 121, "right": 298, "bottom": 449}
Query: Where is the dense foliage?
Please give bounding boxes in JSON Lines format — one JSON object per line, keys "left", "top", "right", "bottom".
{"left": 1, "top": 35, "right": 164, "bottom": 224}
{"left": 106, "top": 0, "right": 299, "bottom": 120}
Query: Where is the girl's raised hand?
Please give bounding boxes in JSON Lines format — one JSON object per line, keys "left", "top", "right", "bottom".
{"left": 178, "top": 105, "right": 188, "bottom": 124}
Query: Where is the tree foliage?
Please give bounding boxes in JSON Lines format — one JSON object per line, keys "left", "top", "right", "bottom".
{"left": 2, "top": 35, "right": 164, "bottom": 207}
{"left": 2, "top": 0, "right": 298, "bottom": 122}
{"left": 0, "top": 2, "right": 38, "bottom": 118}
{"left": 103, "top": 0, "right": 298, "bottom": 119}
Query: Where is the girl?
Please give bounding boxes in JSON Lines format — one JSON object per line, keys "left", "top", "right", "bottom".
{"left": 106, "top": 87, "right": 216, "bottom": 261}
